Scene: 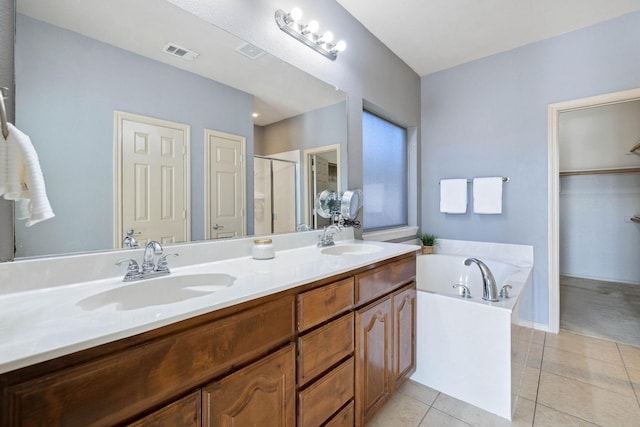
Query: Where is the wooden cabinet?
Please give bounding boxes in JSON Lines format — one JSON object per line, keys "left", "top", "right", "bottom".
{"left": 355, "top": 297, "right": 393, "bottom": 422}
{"left": 354, "top": 257, "right": 417, "bottom": 425}
{"left": 392, "top": 285, "right": 416, "bottom": 389}
{"left": 202, "top": 344, "right": 296, "bottom": 427}
{"left": 0, "top": 252, "right": 416, "bottom": 427}
{"left": 128, "top": 391, "right": 201, "bottom": 427}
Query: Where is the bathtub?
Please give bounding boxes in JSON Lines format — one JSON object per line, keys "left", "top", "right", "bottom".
{"left": 410, "top": 249, "right": 533, "bottom": 420}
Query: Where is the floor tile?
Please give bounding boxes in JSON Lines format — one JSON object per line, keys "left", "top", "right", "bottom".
{"left": 432, "top": 393, "right": 534, "bottom": 427}
{"left": 628, "top": 366, "right": 640, "bottom": 402}
{"left": 517, "top": 366, "right": 540, "bottom": 401}
{"left": 537, "top": 371, "right": 640, "bottom": 426}
{"left": 619, "top": 343, "right": 640, "bottom": 371}
{"left": 533, "top": 404, "right": 599, "bottom": 427}
{"left": 418, "top": 408, "right": 471, "bottom": 426}
{"left": 366, "top": 392, "right": 428, "bottom": 427}
{"left": 545, "top": 331, "right": 623, "bottom": 366}
{"left": 542, "top": 345, "right": 634, "bottom": 396}
{"left": 397, "top": 380, "right": 439, "bottom": 405}
{"left": 531, "top": 329, "right": 545, "bottom": 346}
{"left": 526, "top": 342, "right": 543, "bottom": 369}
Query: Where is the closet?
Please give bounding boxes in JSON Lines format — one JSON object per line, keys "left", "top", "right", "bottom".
{"left": 558, "top": 99, "right": 640, "bottom": 347}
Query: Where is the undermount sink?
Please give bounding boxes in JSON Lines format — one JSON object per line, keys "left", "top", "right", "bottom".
{"left": 77, "top": 273, "right": 236, "bottom": 311}
{"left": 321, "top": 244, "right": 383, "bottom": 256}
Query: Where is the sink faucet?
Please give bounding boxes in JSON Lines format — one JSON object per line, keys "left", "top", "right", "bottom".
{"left": 142, "top": 241, "right": 163, "bottom": 273}
{"left": 464, "top": 257, "right": 499, "bottom": 302}
{"left": 317, "top": 225, "right": 341, "bottom": 247}
{"left": 116, "top": 240, "right": 178, "bottom": 282}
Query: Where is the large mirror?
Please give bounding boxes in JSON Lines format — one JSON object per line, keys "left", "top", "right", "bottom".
{"left": 13, "top": 0, "right": 347, "bottom": 258}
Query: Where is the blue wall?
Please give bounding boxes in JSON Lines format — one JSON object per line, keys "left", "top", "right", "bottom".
{"left": 15, "top": 15, "right": 255, "bottom": 256}
{"left": 421, "top": 11, "right": 640, "bottom": 325}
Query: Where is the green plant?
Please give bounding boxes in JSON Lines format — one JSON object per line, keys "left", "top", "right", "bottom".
{"left": 420, "top": 233, "right": 437, "bottom": 247}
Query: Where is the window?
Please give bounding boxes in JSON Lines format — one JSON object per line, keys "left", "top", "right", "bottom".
{"left": 362, "top": 110, "right": 408, "bottom": 230}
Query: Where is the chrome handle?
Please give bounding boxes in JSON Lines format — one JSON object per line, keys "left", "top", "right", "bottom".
{"left": 500, "top": 284, "right": 513, "bottom": 299}
{"left": 452, "top": 284, "right": 472, "bottom": 298}
{"left": 115, "top": 258, "right": 143, "bottom": 281}
{"left": 156, "top": 253, "right": 179, "bottom": 272}
{"left": 212, "top": 223, "right": 224, "bottom": 230}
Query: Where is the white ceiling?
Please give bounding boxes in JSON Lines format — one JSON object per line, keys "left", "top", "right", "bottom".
{"left": 336, "top": 0, "right": 640, "bottom": 76}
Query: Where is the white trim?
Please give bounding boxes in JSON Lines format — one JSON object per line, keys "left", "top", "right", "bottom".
{"left": 362, "top": 225, "right": 419, "bottom": 242}
{"left": 204, "top": 129, "right": 247, "bottom": 240}
{"left": 547, "top": 87, "right": 640, "bottom": 334}
{"left": 303, "top": 144, "right": 341, "bottom": 226}
{"left": 113, "top": 111, "right": 191, "bottom": 248}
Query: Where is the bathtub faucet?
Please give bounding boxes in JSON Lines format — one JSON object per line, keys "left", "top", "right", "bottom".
{"left": 464, "top": 258, "right": 499, "bottom": 302}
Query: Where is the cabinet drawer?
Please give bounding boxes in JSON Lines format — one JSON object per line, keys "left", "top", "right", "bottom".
{"left": 298, "top": 357, "right": 354, "bottom": 427}
{"left": 355, "top": 257, "right": 415, "bottom": 305}
{"left": 324, "top": 400, "right": 354, "bottom": 427}
{"left": 298, "top": 312, "right": 354, "bottom": 385}
{"left": 297, "top": 277, "right": 354, "bottom": 331}
{"left": 6, "top": 296, "right": 295, "bottom": 427}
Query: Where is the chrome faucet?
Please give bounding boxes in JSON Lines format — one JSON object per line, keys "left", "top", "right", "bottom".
{"left": 116, "top": 240, "right": 178, "bottom": 282}
{"left": 464, "top": 257, "right": 499, "bottom": 302}
{"left": 142, "top": 241, "right": 163, "bottom": 273}
{"left": 317, "top": 225, "right": 341, "bottom": 247}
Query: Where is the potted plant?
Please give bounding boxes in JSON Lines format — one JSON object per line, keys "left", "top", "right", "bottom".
{"left": 420, "top": 233, "right": 437, "bottom": 255}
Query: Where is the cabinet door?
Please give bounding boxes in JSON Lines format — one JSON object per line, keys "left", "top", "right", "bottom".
{"left": 392, "top": 284, "right": 416, "bottom": 389}
{"left": 128, "top": 391, "right": 200, "bottom": 426}
{"left": 202, "top": 344, "right": 295, "bottom": 427}
{"left": 355, "top": 297, "right": 392, "bottom": 425}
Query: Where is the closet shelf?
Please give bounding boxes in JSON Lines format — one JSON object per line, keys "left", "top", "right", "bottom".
{"left": 559, "top": 167, "right": 640, "bottom": 177}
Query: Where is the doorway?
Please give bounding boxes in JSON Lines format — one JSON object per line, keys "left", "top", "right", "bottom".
{"left": 303, "top": 145, "right": 340, "bottom": 229}
{"left": 548, "top": 88, "right": 640, "bottom": 345}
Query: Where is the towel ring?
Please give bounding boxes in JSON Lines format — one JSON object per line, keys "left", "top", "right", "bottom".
{"left": 0, "top": 87, "right": 9, "bottom": 139}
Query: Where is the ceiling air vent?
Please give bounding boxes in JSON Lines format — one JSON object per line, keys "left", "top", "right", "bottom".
{"left": 162, "top": 43, "right": 199, "bottom": 61}
{"left": 235, "top": 42, "right": 266, "bottom": 60}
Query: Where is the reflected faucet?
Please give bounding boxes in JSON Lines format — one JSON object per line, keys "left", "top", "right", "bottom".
{"left": 317, "top": 225, "right": 341, "bottom": 247}
{"left": 464, "top": 258, "right": 499, "bottom": 302}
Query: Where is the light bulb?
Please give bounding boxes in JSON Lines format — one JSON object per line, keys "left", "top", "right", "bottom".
{"left": 334, "top": 40, "right": 347, "bottom": 52}
{"left": 289, "top": 7, "right": 302, "bottom": 22}
{"left": 306, "top": 20, "right": 319, "bottom": 33}
{"left": 319, "top": 31, "right": 333, "bottom": 44}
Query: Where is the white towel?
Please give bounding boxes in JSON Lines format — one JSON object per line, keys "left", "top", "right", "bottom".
{"left": 440, "top": 179, "right": 467, "bottom": 214}
{"left": 473, "top": 177, "right": 503, "bottom": 214}
{"left": 3, "top": 123, "right": 55, "bottom": 226}
{"left": 0, "top": 136, "right": 7, "bottom": 196}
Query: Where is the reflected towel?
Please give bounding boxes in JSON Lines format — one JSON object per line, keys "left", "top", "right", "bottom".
{"left": 439, "top": 179, "right": 467, "bottom": 214}
{"left": 473, "top": 177, "right": 503, "bottom": 214}
{"left": 0, "top": 136, "right": 7, "bottom": 195}
{"left": 3, "top": 123, "right": 54, "bottom": 226}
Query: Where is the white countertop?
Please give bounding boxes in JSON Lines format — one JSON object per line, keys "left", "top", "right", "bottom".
{"left": 0, "top": 238, "right": 418, "bottom": 374}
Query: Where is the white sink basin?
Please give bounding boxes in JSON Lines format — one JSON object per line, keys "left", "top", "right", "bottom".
{"left": 77, "top": 273, "right": 236, "bottom": 311}
{"left": 321, "top": 244, "right": 383, "bottom": 256}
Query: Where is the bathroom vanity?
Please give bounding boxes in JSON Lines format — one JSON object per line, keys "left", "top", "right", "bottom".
{"left": 0, "top": 234, "right": 417, "bottom": 426}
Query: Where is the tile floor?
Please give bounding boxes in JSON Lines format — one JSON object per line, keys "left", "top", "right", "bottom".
{"left": 367, "top": 330, "right": 640, "bottom": 427}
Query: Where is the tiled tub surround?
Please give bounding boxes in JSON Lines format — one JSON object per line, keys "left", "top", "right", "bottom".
{"left": 0, "top": 228, "right": 419, "bottom": 374}
{"left": 411, "top": 240, "right": 534, "bottom": 420}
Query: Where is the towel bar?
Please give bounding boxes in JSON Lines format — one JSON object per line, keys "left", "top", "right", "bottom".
{"left": 0, "top": 86, "right": 9, "bottom": 139}
{"left": 439, "top": 177, "right": 510, "bottom": 184}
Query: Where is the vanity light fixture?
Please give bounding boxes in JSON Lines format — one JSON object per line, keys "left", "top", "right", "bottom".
{"left": 275, "top": 8, "right": 346, "bottom": 60}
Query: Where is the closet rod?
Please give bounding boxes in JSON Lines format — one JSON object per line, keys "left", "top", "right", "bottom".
{"left": 559, "top": 167, "right": 640, "bottom": 177}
